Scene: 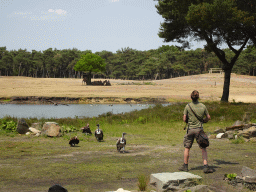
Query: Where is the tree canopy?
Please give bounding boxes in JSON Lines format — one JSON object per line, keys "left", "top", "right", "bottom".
{"left": 155, "top": 0, "right": 256, "bottom": 102}
{"left": 74, "top": 53, "right": 106, "bottom": 84}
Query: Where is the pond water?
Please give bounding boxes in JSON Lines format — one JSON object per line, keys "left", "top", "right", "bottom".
{"left": 0, "top": 103, "right": 170, "bottom": 119}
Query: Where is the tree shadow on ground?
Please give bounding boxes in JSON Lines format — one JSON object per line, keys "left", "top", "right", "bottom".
{"left": 213, "top": 159, "right": 239, "bottom": 165}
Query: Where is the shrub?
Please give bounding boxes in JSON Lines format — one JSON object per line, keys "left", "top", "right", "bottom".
{"left": 61, "top": 125, "right": 77, "bottom": 133}
{"left": 226, "top": 173, "right": 237, "bottom": 180}
{"left": 231, "top": 136, "right": 245, "bottom": 144}
{"left": 137, "top": 174, "right": 148, "bottom": 191}
{"left": 0, "top": 119, "right": 17, "bottom": 132}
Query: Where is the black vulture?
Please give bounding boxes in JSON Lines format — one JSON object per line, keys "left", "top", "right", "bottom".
{"left": 48, "top": 184, "right": 68, "bottom": 192}
{"left": 116, "top": 132, "right": 126, "bottom": 153}
{"left": 69, "top": 136, "right": 79, "bottom": 147}
{"left": 94, "top": 124, "right": 103, "bottom": 142}
{"left": 80, "top": 123, "right": 92, "bottom": 135}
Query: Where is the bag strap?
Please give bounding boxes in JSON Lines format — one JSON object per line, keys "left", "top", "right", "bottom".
{"left": 188, "top": 104, "right": 203, "bottom": 127}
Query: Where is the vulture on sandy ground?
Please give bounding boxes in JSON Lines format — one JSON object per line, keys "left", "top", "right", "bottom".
{"left": 69, "top": 136, "right": 79, "bottom": 147}
{"left": 116, "top": 132, "right": 126, "bottom": 153}
{"left": 80, "top": 123, "right": 92, "bottom": 135}
{"left": 94, "top": 124, "right": 103, "bottom": 142}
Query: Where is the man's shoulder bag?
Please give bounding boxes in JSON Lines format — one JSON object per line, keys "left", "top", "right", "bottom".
{"left": 197, "top": 130, "right": 209, "bottom": 148}
{"left": 188, "top": 104, "right": 209, "bottom": 148}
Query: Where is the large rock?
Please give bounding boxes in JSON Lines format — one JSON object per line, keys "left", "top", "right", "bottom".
{"left": 42, "top": 122, "right": 62, "bottom": 137}
{"left": 150, "top": 172, "right": 202, "bottom": 192}
{"left": 241, "top": 166, "right": 256, "bottom": 178}
{"left": 238, "top": 127, "right": 256, "bottom": 139}
{"left": 16, "top": 118, "right": 29, "bottom": 134}
{"left": 244, "top": 127, "right": 256, "bottom": 138}
{"left": 241, "top": 166, "right": 256, "bottom": 190}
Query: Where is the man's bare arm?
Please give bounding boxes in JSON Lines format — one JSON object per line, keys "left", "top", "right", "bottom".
{"left": 183, "top": 115, "right": 187, "bottom": 122}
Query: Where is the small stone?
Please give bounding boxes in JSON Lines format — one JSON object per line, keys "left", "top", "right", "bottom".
{"left": 244, "top": 176, "right": 256, "bottom": 183}
{"left": 249, "top": 137, "right": 256, "bottom": 143}
{"left": 225, "top": 130, "right": 235, "bottom": 139}
{"left": 29, "top": 127, "right": 41, "bottom": 135}
{"left": 216, "top": 133, "right": 227, "bottom": 139}
{"left": 214, "top": 128, "right": 225, "bottom": 134}
{"left": 208, "top": 135, "right": 216, "bottom": 139}
{"left": 236, "top": 176, "right": 243, "bottom": 183}
{"left": 233, "top": 120, "right": 244, "bottom": 126}
{"left": 177, "top": 185, "right": 209, "bottom": 192}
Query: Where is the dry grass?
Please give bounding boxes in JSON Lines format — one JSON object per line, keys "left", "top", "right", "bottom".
{"left": 1, "top": 73, "right": 256, "bottom": 103}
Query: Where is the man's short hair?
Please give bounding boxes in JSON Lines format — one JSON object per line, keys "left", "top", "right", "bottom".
{"left": 191, "top": 90, "right": 199, "bottom": 101}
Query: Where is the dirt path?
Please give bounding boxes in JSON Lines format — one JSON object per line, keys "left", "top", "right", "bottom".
{"left": 1, "top": 73, "right": 256, "bottom": 103}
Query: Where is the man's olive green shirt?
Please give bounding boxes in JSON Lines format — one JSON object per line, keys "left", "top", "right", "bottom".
{"left": 183, "top": 101, "right": 209, "bottom": 128}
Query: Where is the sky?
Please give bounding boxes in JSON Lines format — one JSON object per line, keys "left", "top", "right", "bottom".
{"left": 0, "top": 0, "right": 206, "bottom": 53}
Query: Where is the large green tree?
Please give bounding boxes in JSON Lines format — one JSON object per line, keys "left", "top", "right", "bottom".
{"left": 74, "top": 53, "right": 106, "bottom": 85}
{"left": 155, "top": 0, "right": 256, "bottom": 102}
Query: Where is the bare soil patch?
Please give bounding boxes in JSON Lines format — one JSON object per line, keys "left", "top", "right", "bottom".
{"left": 1, "top": 73, "right": 256, "bottom": 103}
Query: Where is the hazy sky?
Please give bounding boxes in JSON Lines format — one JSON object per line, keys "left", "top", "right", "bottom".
{"left": 1, "top": 0, "right": 205, "bottom": 53}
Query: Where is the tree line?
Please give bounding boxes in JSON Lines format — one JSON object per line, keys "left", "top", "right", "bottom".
{"left": 0, "top": 45, "right": 256, "bottom": 79}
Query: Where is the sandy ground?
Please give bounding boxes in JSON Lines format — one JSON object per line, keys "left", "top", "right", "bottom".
{"left": 0, "top": 73, "right": 256, "bottom": 103}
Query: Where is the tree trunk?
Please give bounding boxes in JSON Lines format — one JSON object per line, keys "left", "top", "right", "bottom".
{"left": 87, "top": 71, "right": 92, "bottom": 85}
{"left": 155, "top": 73, "right": 158, "bottom": 80}
{"left": 221, "top": 68, "right": 232, "bottom": 102}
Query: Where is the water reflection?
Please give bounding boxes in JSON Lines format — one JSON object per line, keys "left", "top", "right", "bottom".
{"left": 0, "top": 103, "right": 170, "bottom": 119}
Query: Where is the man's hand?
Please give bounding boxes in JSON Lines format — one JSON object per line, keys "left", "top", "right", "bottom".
{"left": 203, "top": 114, "right": 211, "bottom": 123}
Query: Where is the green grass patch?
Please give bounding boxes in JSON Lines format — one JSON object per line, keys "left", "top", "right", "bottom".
{"left": 1, "top": 102, "right": 256, "bottom": 191}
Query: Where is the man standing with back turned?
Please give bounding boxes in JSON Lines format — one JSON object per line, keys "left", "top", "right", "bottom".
{"left": 179, "top": 90, "right": 213, "bottom": 173}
